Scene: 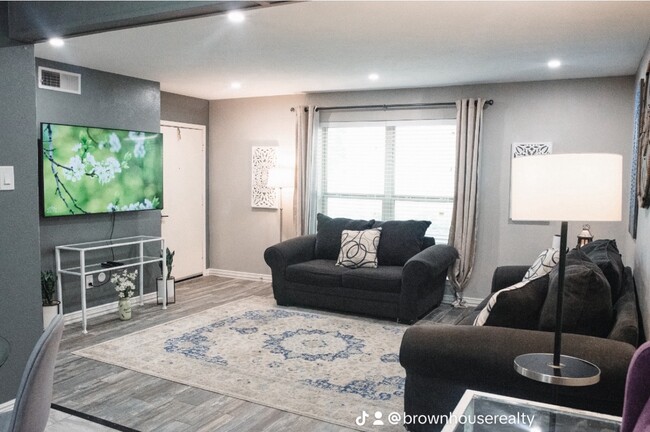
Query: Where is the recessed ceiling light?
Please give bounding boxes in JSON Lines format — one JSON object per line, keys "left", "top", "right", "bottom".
{"left": 228, "top": 11, "right": 245, "bottom": 23}
{"left": 49, "top": 37, "right": 64, "bottom": 47}
{"left": 368, "top": 73, "right": 379, "bottom": 81}
{"left": 231, "top": 82, "right": 242, "bottom": 89}
{"left": 547, "top": 59, "right": 561, "bottom": 69}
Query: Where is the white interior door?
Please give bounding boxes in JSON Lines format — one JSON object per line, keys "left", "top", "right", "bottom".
{"left": 161, "top": 122, "right": 206, "bottom": 280}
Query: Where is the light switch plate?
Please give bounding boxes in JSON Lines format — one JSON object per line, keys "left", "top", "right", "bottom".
{"left": 0, "top": 166, "right": 14, "bottom": 191}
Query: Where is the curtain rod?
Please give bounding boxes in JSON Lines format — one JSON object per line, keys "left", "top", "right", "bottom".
{"left": 290, "top": 100, "right": 493, "bottom": 112}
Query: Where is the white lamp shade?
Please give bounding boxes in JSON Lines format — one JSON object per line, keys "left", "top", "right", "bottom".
{"left": 267, "top": 167, "right": 293, "bottom": 188}
{"left": 510, "top": 153, "right": 622, "bottom": 222}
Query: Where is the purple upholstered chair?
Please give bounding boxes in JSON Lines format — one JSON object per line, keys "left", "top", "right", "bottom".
{"left": 621, "top": 341, "right": 650, "bottom": 432}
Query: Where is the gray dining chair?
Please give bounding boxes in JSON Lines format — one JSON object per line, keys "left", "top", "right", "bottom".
{"left": 0, "top": 315, "right": 64, "bottom": 432}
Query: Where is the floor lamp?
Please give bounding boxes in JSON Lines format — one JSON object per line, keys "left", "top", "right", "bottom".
{"left": 267, "top": 167, "right": 293, "bottom": 242}
{"left": 510, "top": 153, "right": 622, "bottom": 386}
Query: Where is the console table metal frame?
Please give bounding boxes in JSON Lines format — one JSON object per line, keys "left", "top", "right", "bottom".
{"left": 442, "top": 389, "right": 621, "bottom": 432}
{"left": 55, "top": 235, "right": 167, "bottom": 334}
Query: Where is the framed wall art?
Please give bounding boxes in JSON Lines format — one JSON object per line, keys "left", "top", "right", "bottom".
{"left": 629, "top": 79, "right": 644, "bottom": 238}
{"left": 637, "top": 61, "right": 650, "bottom": 210}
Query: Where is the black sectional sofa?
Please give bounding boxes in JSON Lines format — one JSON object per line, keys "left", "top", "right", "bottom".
{"left": 264, "top": 214, "right": 458, "bottom": 323}
{"left": 400, "top": 240, "right": 639, "bottom": 431}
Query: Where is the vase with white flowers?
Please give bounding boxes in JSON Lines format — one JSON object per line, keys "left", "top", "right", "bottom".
{"left": 112, "top": 269, "right": 137, "bottom": 321}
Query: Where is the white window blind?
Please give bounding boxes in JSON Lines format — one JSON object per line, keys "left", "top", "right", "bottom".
{"left": 316, "top": 117, "right": 456, "bottom": 244}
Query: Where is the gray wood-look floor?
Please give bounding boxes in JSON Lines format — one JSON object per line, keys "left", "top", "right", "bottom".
{"left": 52, "top": 276, "right": 469, "bottom": 432}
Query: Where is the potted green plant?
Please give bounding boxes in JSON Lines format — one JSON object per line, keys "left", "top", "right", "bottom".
{"left": 41, "top": 270, "right": 60, "bottom": 329}
{"left": 157, "top": 248, "right": 176, "bottom": 304}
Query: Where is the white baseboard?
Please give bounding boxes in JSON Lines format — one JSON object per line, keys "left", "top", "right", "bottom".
{"left": 63, "top": 293, "right": 158, "bottom": 325}
{"left": 205, "top": 268, "right": 272, "bottom": 283}
{"left": 0, "top": 399, "right": 14, "bottom": 413}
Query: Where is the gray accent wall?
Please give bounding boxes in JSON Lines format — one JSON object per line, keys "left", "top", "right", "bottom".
{"left": 36, "top": 58, "right": 162, "bottom": 313}
{"left": 634, "top": 38, "right": 650, "bottom": 339}
{"left": 161, "top": 91, "right": 209, "bottom": 126}
{"left": 208, "top": 77, "right": 635, "bottom": 302}
{"left": 0, "top": 42, "right": 42, "bottom": 401}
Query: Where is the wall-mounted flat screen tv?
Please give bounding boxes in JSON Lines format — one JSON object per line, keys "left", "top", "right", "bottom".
{"left": 40, "top": 123, "right": 163, "bottom": 217}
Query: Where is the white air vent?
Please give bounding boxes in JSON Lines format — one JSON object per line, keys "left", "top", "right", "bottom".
{"left": 38, "top": 67, "right": 81, "bottom": 94}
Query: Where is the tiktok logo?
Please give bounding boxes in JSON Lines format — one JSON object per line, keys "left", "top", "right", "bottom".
{"left": 356, "top": 410, "right": 370, "bottom": 426}
{"left": 356, "top": 410, "right": 385, "bottom": 426}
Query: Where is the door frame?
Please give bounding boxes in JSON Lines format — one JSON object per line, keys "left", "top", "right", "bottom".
{"left": 160, "top": 120, "right": 207, "bottom": 279}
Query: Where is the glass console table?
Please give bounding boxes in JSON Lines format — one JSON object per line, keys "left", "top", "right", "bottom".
{"left": 441, "top": 390, "right": 620, "bottom": 432}
{"left": 56, "top": 236, "right": 167, "bottom": 334}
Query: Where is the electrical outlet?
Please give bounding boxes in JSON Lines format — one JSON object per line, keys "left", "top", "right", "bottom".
{"left": 85, "top": 275, "right": 93, "bottom": 289}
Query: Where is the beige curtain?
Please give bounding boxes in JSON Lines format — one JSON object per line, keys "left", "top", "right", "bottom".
{"left": 293, "top": 106, "right": 319, "bottom": 236}
{"left": 448, "top": 98, "right": 485, "bottom": 305}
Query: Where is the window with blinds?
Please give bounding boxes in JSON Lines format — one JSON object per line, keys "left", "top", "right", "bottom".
{"left": 316, "top": 118, "right": 456, "bottom": 244}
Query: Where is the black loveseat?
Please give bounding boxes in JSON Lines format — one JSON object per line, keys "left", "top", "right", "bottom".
{"left": 264, "top": 214, "right": 458, "bottom": 323}
{"left": 400, "top": 240, "right": 639, "bottom": 431}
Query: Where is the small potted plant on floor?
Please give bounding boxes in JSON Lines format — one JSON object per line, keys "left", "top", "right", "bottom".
{"left": 157, "top": 248, "right": 176, "bottom": 305}
{"left": 112, "top": 269, "right": 137, "bottom": 321}
{"left": 41, "top": 270, "right": 60, "bottom": 330}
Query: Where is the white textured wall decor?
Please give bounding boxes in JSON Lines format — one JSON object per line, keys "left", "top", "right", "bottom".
{"left": 512, "top": 142, "right": 553, "bottom": 158}
{"left": 251, "top": 146, "right": 278, "bottom": 208}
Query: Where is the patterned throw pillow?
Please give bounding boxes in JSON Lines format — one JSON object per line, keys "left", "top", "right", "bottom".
{"left": 523, "top": 248, "right": 560, "bottom": 281}
{"left": 336, "top": 228, "right": 382, "bottom": 269}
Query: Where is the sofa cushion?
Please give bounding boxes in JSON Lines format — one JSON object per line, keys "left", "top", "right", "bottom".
{"left": 341, "top": 266, "right": 403, "bottom": 294}
{"left": 315, "top": 213, "right": 374, "bottom": 260}
{"left": 473, "top": 274, "right": 550, "bottom": 330}
{"left": 523, "top": 248, "right": 559, "bottom": 282}
{"left": 373, "top": 220, "right": 432, "bottom": 266}
{"left": 539, "top": 249, "right": 613, "bottom": 338}
{"left": 580, "top": 239, "right": 624, "bottom": 302}
{"left": 336, "top": 228, "right": 382, "bottom": 269}
{"left": 286, "top": 259, "right": 347, "bottom": 287}
{"left": 422, "top": 236, "right": 436, "bottom": 250}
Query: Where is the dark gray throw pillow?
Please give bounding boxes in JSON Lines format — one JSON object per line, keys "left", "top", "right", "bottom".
{"left": 373, "top": 220, "right": 431, "bottom": 266}
{"left": 315, "top": 213, "right": 374, "bottom": 260}
{"left": 473, "top": 274, "right": 550, "bottom": 330}
{"left": 579, "top": 239, "right": 624, "bottom": 303}
{"left": 539, "top": 249, "right": 613, "bottom": 338}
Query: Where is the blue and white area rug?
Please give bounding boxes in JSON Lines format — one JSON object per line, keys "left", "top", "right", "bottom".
{"left": 74, "top": 296, "right": 407, "bottom": 431}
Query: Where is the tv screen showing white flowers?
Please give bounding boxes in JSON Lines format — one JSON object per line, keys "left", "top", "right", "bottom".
{"left": 41, "top": 123, "right": 163, "bottom": 217}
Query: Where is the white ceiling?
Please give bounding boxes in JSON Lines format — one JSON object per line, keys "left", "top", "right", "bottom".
{"left": 34, "top": 1, "right": 650, "bottom": 100}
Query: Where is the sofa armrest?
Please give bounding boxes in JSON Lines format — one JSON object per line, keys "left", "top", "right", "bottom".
{"left": 609, "top": 268, "right": 639, "bottom": 346}
{"left": 405, "top": 244, "right": 459, "bottom": 277}
{"left": 399, "top": 245, "right": 458, "bottom": 322}
{"left": 400, "top": 325, "right": 634, "bottom": 416}
{"left": 491, "top": 265, "right": 528, "bottom": 292}
{"left": 263, "top": 235, "right": 317, "bottom": 274}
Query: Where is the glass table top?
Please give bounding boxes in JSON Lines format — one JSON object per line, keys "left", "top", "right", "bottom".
{"left": 442, "top": 390, "right": 620, "bottom": 432}
{"left": 56, "top": 235, "right": 163, "bottom": 251}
